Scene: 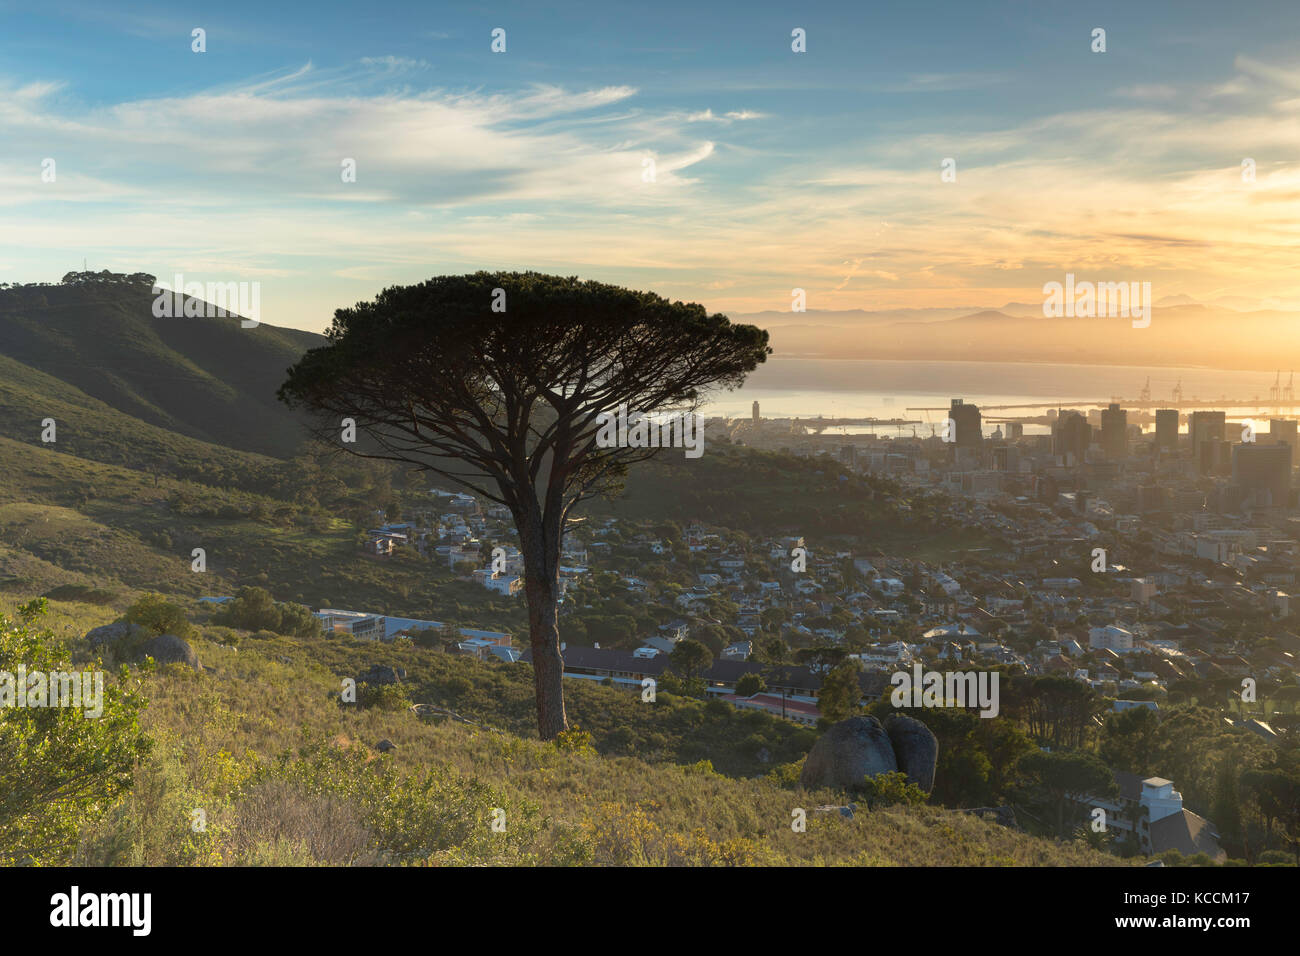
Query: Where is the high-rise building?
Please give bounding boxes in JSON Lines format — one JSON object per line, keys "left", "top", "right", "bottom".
{"left": 948, "top": 399, "right": 982, "bottom": 452}
{"left": 993, "top": 445, "right": 1020, "bottom": 472}
{"left": 1190, "top": 411, "right": 1226, "bottom": 474}
{"left": 1233, "top": 443, "right": 1292, "bottom": 509}
{"left": 1155, "top": 409, "right": 1179, "bottom": 452}
{"left": 1053, "top": 410, "right": 1091, "bottom": 465}
{"left": 1005, "top": 422, "right": 1024, "bottom": 440}
{"left": 752, "top": 401, "right": 760, "bottom": 424}
{"left": 1200, "top": 439, "right": 1232, "bottom": 477}
{"left": 1101, "top": 403, "right": 1128, "bottom": 459}
{"left": 1270, "top": 418, "right": 1297, "bottom": 456}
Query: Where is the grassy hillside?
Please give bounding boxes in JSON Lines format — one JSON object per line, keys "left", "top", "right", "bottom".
{"left": 0, "top": 279, "right": 1076, "bottom": 867}
{"left": 0, "top": 354, "right": 286, "bottom": 492}
{"left": 0, "top": 434, "right": 528, "bottom": 634}
{"left": 20, "top": 596, "right": 1123, "bottom": 867}
{"left": 0, "top": 282, "right": 323, "bottom": 458}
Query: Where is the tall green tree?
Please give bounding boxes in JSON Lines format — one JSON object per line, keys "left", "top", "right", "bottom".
{"left": 1099, "top": 705, "right": 1160, "bottom": 773}
{"left": 1212, "top": 760, "right": 1244, "bottom": 851}
{"left": 759, "top": 607, "right": 789, "bottom": 633}
{"left": 735, "top": 673, "right": 766, "bottom": 697}
{"left": 797, "top": 645, "right": 848, "bottom": 676}
{"left": 817, "top": 663, "right": 864, "bottom": 724}
{"left": 1242, "top": 768, "right": 1300, "bottom": 864}
{"left": 281, "top": 273, "right": 768, "bottom": 738}
{"left": 1013, "top": 675, "right": 1103, "bottom": 749}
{"left": 669, "top": 639, "right": 714, "bottom": 681}
{"left": 1018, "top": 750, "right": 1117, "bottom": 838}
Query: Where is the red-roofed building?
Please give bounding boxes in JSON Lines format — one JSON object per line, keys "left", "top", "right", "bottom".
{"left": 723, "top": 692, "right": 821, "bottom": 726}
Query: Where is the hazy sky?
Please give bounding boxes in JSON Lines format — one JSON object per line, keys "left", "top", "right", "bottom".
{"left": 2, "top": 0, "right": 1299, "bottom": 331}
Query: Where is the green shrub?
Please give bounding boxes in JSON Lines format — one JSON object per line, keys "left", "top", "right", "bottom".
{"left": 125, "top": 592, "right": 195, "bottom": 640}
{"left": 443, "top": 675, "right": 474, "bottom": 701}
{"left": 357, "top": 683, "right": 412, "bottom": 711}
{"left": 0, "top": 600, "right": 151, "bottom": 864}
{"left": 554, "top": 726, "right": 597, "bottom": 756}
{"left": 860, "top": 771, "right": 928, "bottom": 808}
{"left": 204, "top": 626, "right": 241, "bottom": 647}
{"left": 766, "top": 760, "right": 804, "bottom": 788}
{"left": 252, "top": 741, "right": 542, "bottom": 864}
{"left": 217, "top": 586, "right": 320, "bottom": 638}
{"left": 704, "top": 697, "right": 732, "bottom": 718}
{"left": 684, "top": 759, "right": 720, "bottom": 778}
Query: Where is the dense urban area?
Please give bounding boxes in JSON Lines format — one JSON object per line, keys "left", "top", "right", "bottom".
{"left": 188, "top": 393, "right": 1300, "bottom": 864}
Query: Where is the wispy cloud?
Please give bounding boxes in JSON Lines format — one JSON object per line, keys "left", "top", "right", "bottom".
{"left": 1235, "top": 55, "right": 1300, "bottom": 91}
{"left": 3, "top": 39, "right": 1300, "bottom": 327}
{"left": 687, "top": 108, "right": 767, "bottom": 123}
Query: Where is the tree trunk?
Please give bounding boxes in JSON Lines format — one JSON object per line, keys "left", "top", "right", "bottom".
{"left": 522, "top": 538, "right": 568, "bottom": 740}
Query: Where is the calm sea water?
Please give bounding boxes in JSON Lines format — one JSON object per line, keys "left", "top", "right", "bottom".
{"left": 701, "top": 359, "right": 1296, "bottom": 437}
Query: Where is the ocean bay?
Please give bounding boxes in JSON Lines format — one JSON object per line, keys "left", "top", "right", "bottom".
{"left": 703, "top": 358, "right": 1294, "bottom": 437}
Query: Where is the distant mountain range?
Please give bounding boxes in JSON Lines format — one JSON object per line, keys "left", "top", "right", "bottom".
{"left": 731, "top": 294, "right": 1295, "bottom": 326}
{"left": 727, "top": 299, "right": 1300, "bottom": 371}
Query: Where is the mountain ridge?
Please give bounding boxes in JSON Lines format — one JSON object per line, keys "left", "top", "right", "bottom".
{"left": 0, "top": 281, "right": 325, "bottom": 459}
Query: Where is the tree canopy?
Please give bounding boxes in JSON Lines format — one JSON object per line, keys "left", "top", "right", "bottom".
{"left": 279, "top": 273, "right": 769, "bottom": 738}
{"left": 278, "top": 272, "right": 770, "bottom": 512}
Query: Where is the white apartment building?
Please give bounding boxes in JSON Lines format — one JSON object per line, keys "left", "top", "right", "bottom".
{"left": 1089, "top": 624, "right": 1135, "bottom": 654}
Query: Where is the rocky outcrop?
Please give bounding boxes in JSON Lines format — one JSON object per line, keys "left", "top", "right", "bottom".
{"left": 799, "top": 716, "right": 898, "bottom": 791}
{"left": 138, "top": 634, "right": 200, "bottom": 670}
{"left": 799, "top": 714, "right": 939, "bottom": 794}
{"left": 86, "top": 622, "right": 200, "bottom": 670}
{"left": 86, "top": 620, "right": 143, "bottom": 649}
{"left": 884, "top": 715, "right": 938, "bottom": 793}
{"left": 356, "top": 664, "right": 405, "bottom": 685}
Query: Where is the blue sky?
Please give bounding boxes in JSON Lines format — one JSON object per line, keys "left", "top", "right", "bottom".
{"left": 3, "top": 0, "right": 1300, "bottom": 330}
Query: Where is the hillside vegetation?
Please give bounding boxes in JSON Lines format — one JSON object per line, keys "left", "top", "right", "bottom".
{"left": 0, "top": 281, "right": 322, "bottom": 458}
{"left": 0, "top": 279, "right": 1115, "bottom": 866}
{"left": 8, "top": 596, "right": 1120, "bottom": 867}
